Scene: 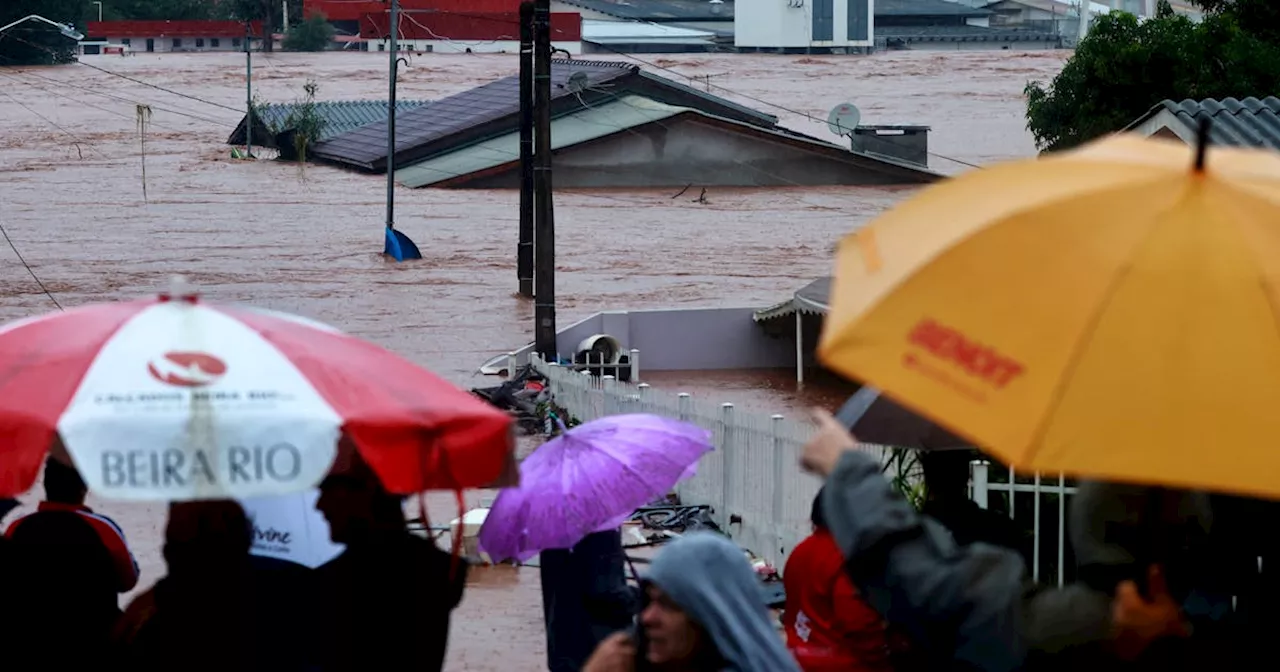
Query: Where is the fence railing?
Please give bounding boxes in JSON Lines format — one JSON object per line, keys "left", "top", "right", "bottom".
{"left": 527, "top": 352, "right": 1075, "bottom": 585}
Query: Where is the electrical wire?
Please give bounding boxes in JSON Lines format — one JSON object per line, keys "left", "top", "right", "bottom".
{"left": 0, "top": 67, "right": 236, "bottom": 130}
{"left": 0, "top": 87, "right": 112, "bottom": 160}
{"left": 0, "top": 220, "right": 63, "bottom": 311}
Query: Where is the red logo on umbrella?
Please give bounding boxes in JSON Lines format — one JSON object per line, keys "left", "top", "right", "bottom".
{"left": 147, "top": 352, "right": 228, "bottom": 387}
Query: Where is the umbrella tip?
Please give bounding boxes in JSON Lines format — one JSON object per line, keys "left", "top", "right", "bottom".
{"left": 159, "top": 275, "right": 199, "bottom": 304}
{"left": 1194, "top": 116, "right": 1212, "bottom": 172}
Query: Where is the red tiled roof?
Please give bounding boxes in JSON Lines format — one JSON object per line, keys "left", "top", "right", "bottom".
{"left": 86, "top": 21, "right": 264, "bottom": 39}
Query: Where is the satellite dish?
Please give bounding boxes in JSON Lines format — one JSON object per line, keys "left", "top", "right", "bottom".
{"left": 826, "top": 102, "right": 862, "bottom": 137}
{"left": 566, "top": 71, "right": 590, "bottom": 93}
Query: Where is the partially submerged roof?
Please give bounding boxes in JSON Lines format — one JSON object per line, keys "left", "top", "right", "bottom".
{"left": 879, "top": 25, "right": 1059, "bottom": 43}
{"left": 754, "top": 278, "right": 832, "bottom": 323}
{"left": 582, "top": 19, "right": 716, "bottom": 44}
{"left": 226, "top": 99, "right": 430, "bottom": 147}
{"left": 877, "top": 0, "right": 992, "bottom": 17}
{"left": 1124, "top": 96, "right": 1280, "bottom": 150}
{"left": 312, "top": 58, "right": 778, "bottom": 172}
{"left": 557, "top": 0, "right": 734, "bottom": 22}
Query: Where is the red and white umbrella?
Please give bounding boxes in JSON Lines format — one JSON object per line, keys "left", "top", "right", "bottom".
{"left": 0, "top": 282, "right": 514, "bottom": 501}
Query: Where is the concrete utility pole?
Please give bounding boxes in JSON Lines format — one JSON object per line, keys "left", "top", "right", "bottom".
{"left": 532, "top": 0, "right": 557, "bottom": 359}
{"left": 517, "top": 1, "right": 535, "bottom": 298}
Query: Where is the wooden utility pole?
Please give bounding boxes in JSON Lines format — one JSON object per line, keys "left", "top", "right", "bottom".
{"left": 532, "top": 0, "right": 557, "bottom": 359}
{"left": 517, "top": 1, "right": 535, "bottom": 298}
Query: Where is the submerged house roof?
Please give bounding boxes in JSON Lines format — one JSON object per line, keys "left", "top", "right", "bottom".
{"left": 754, "top": 278, "right": 832, "bottom": 323}
{"left": 311, "top": 59, "right": 777, "bottom": 172}
{"left": 582, "top": 19, "right": 717, "bottom": 45}
{"left": 556, "top": 0, "right": 734, "bottom": 22}
{"left": 226, "top": 99, "right": 431, "bottom": 148}
{"left": 394, "top": 96, "right": 940, "bottom": 189}
{"left": 1124, "top": 96, "right": 1280, "bottom": 150}
{"left": 877, "top": 0, "right": 992, "bottom": 17}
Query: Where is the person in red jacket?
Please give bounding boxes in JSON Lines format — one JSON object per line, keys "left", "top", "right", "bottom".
{"left": 783, "top": 487, "right": 894, "bottom": 672}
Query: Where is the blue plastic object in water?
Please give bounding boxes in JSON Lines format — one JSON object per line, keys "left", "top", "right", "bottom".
{"left": 384, "top": 226, "right": 422, "bottom": 262}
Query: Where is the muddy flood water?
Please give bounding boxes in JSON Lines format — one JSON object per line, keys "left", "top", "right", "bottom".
{"left": 0, "top": 50, "right": 1065, "bottom": 668}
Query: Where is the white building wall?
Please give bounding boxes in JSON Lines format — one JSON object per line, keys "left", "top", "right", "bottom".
{"left": 108, "top": 35, "right": 248, "bottom": 52}
{"left": 735, "top": 0, "right": 874, "bottom": 48}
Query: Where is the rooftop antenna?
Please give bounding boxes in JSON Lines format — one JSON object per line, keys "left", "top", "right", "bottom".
{"left": 826, "top": 102, "right": 862, "bottom": 138}
{"left": 383, "top": 0, "right": 423, "bottom": 262}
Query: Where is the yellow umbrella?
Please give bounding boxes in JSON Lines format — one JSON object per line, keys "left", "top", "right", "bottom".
{"left": 818, "top": 130, "right": 1280, "bottom": 499}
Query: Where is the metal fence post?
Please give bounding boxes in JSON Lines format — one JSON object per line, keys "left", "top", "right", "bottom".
{"left": 506, "top": 351, "right": 518, "bottom": 376}
{"left": 629, "top": 348, "right": 640, "bottom": 382}
{"left": 719, "top": 402, "right": 734, "bottom": 527}
{"left": 971, "top": 460, "right": 990, "bottom": 510}
{"left": 770, "top": 414, "right": 786, "bottom": 557}
{"left": 677, "top": 392, "right": 691, "bottom": 422}
{"left": 636, "top": 383, "right": 650, "bottom": 413}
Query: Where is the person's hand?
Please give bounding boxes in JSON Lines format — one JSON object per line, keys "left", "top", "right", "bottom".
{"left": 1111, "top": 565, "right": 1189, "bottom": 661}
{"left": 583, "top": 632, "right": 637, "bottom": 672}
{"left": 801, "top": 408, "right": 860, "bottom": 477}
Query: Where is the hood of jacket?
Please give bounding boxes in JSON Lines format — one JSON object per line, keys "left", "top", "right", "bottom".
{"left": 646, "top": 532, "right": 800, "bottom": 672}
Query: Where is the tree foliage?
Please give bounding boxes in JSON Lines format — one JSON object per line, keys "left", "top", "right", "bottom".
{"left": 283, "top": 13, "right": 334, "bottom": 52}
{"left": 0, "top": 0, "right": 89, "bottom": 65}
{"left": 100, "top": 0, "right": 219, "bottom": 21}
{"left": 1191, "top": 0, "right": 1280, "bottom": 42}
{"left": 1025, "top": 0, "right": 1280, "bottom": 152}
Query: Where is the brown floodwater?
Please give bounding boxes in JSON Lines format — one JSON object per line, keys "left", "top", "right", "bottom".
{"left": 0, "top": 49, "right": 1065, "bottom": 668}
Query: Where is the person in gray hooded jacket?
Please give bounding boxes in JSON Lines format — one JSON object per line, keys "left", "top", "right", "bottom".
{"left": 584, "top": 532, "right": 801, "bottom": 672}
{"left": 800, "top": 408, "right": 1194, "bottom": 672}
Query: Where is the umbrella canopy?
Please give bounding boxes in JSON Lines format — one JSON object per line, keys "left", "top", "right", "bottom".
{"left": 819, "top": 131, "right": 1280, "bottom": 499}
{"left": 0, "top": 285, "right": 514, "bottom": 500}
{"left": 836, "top": 386, "right": 968, "bottom": 451}
{"left": 240, "top": 490, "right": 344, "bottom": 569}
{"left": 478, "top": 414, "right": 712, "bottom": 563}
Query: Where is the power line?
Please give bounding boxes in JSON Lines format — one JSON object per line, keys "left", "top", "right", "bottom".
{"left": 0, "top": 67, "right": 235, "bottom": 129}
{"left": 0, "top": 88, "right": 111, "bottom": 160}
{"left": 0, "top": 220, "right": 62, "bottom": 312}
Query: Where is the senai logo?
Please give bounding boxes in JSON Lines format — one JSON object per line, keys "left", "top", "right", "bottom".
{"left": 147, "top": 352, "right": 228, "bottom": 387}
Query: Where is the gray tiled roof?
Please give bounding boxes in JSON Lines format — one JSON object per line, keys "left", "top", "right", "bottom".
{"left": 1139, "top": 97, "right": 1280, "bottom": 150}
{"left": 556, "top": 0, "right": 735, "bottom": 21}
{"left": 226, "top": 100, "right": 430, "bottom": 146}
{"left": 312, "top": 60, "right": 636, "bottom": 170}
{"left": 878, "top": 25, "right": 1058, "bottom": 41}
{"left": 877, "top": 0, "right": 993, "bottom": 17}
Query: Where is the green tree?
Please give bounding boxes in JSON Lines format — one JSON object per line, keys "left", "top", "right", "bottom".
{"left": 1025, "top": 1, "right": 1280, "bottom": 152}
{"left": 283, "top": 13, "right": 334, "bottom": 52}
{"left": 0, "top": 0, "right": 89, "bottom": 66}
{"left": 100, "top": 0, "right": 218, "bottom": 21}
{"left": 1191, "top": 0, "right": 1280, "bottom": 41}
{"left": 218, "top": 0, "right": 306, "bottom": 52}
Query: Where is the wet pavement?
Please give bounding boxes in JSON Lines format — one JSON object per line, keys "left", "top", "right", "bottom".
{"left": 0, "top": 49, "right": 1065, "bottom": 668}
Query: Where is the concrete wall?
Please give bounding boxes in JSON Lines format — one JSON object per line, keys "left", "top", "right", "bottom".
{"left": 505, "top": 307, "right": 796, "bottom": 371}
{"left": 462, "top": 116, "right": 928, "bottom": 188}
{"left": 367, "top": 39, "right": 581, "bottom": 54}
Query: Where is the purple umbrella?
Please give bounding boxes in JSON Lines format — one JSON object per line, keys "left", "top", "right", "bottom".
{"left": 478, "top": 413, "right": 713, "bottom": 563}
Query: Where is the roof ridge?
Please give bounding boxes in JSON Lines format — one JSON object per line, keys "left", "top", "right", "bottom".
{"left": 551, "top": 58, "right": 637, "bottom": 71}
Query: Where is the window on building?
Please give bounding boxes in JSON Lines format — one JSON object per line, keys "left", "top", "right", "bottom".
{"left": 173, "top": 38, "right": 182, "bottom": 48}
{"left": 377, "top": 43, "right": 385, "bottom": 51}
{"left": 121, "top": 38, "right": 131, "bottom": 46}
{"left": 232, "top": 37, "right": 241, "bottom": 47}
{"left": 196, "top": 38, "right": 205, "bottom": 47}
{"left": 211, "top": 38, "right": 220, "bottom": 47}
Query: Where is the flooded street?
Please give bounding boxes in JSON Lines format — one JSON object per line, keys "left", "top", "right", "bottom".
{"left": 0, "top": 50, "right": 1064, "bottom": 668}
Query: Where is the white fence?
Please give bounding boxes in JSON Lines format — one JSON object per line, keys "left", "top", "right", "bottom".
{"left": 527, "top": 353, "right": 1076, "bottom": 585}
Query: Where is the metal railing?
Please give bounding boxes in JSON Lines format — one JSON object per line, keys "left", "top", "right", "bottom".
{"left": 527, "top": 352, "right": 1075, "bottom": 585}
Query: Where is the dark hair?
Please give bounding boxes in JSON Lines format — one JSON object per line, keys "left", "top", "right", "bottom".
{"left": 43, "top": 458, "right": 87, "bottom": 504}
{"left": 811, "top": 487, "right": 828, "bottom": 530}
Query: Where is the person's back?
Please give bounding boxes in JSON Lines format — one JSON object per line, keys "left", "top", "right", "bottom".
{"left": 316, "top": 533, "right": 465, "bottom": 670}
{"left": 784, "top": 490, "right": 892, "bottom": 672}
{"left": 541, "top": 529, "right": 637, "bottom": 672}
{"left": 313, "top": 454, "right": 467, "bottom": 672}
{"left": 6, "top": 460, "right": 138, "bottom": 663}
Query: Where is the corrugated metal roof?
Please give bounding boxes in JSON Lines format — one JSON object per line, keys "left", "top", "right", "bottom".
{"left": 87, "top": 20, "right": 263, "bottom": 38}
{"left": 312, "top": 58, "right": 778, "bottom": 172}
{"left": 226, "top": 100, "right": 430, "bottom": 147}
{"left": 312, "top": 59, "right": 637, "bottom": 171}
{"left": 877, "top": 0, "right": 992, "bottom": 17}
{"left": 556, "top": 0, "right": 734, "bottom": 21}
{"left": 583, "top": 19, "right": 715, "bottom": 43}
{"left": 1129, "top": 97, "right": 1280, "bottom": 150}
{"left": 396, "top": 95, "right": 686, "bottom": 187}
